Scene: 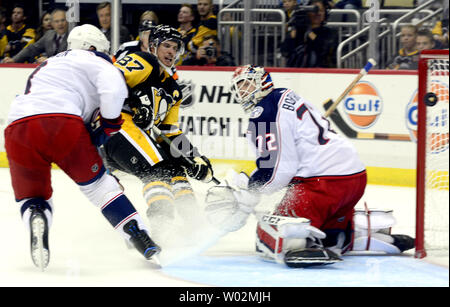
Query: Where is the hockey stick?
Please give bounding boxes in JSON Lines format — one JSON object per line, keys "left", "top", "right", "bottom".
{"left": 324, "top": 58, "right": 377, "bottom": 118}
{"left": 151, "top": 125, "right": 221, "bottom": 185}
{"left": 323, "top": 99, "right": 411, "bottom": 141}
{"left": 322, "top": 59, "right": 411, "bottom": 141}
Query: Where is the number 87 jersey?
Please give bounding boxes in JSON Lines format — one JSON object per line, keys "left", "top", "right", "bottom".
{"left": 246, "top": 88, "right": 366, "bottom": 194}
{"left": 113, "top": 51, "right": 182, "bottom": 134}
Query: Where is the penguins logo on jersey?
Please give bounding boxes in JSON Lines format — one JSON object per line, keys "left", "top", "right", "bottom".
{"left": 152, "top": 87, "right": 181, "bottom": 124}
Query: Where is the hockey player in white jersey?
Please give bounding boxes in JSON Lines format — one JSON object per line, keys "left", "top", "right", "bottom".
{"left": 205, "top": 65, "right": 414, "bottom": 267}
{"left": 4, "top": 24, "right": 160, "bottom": 270}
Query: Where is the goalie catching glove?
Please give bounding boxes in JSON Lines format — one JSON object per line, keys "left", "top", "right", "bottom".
{"left": 205, "top": 185, "right": 260, "bottom": 233}
{"left": 186, "top": 155, "right": 214, "bottom": 183}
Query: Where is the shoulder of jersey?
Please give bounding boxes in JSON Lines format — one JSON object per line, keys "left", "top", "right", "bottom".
{"left": 113, "top": 51, "right": 160, "bottom": 88}
{"left": 130, "top": 51, "right": 158, "bottom": 65}
{"left": 121, "top": 40, "right": 140, "bottom": 49}
{"left": 249, "top": 89, "right": 287, "bottom": 122}
{"left": 114, "top": 40, "right": 139, "bottom": 54}
{"left": 114, "top": 51, "right": 159, "bottom": 71}
{"left": 250, "top": 96, "right": 277, "bottom": 122}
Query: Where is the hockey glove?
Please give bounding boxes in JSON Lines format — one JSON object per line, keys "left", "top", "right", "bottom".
{"left": 186, "top": 155, "right": 213, "bottom": 183}
{"left": 128, "top": 89, "right": 154, "bottom": 130}
{"left": 88, "top": 114, "right": 124, "bottom": 147}
{"left": 101, "top": 116, "right": 124, "bottom": 136}
{"left": 132, "top": 105, "right": 153, "bottom": 130}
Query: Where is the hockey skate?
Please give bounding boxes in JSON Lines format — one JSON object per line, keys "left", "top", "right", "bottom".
{"left": 123, "top": 219, "right": 161, "bottom": 260}
{"left": 29, "top": 206, "right": 50, "bottom": 271}
{"left": 391, "top": 234, "right": 415, "bottom": 252}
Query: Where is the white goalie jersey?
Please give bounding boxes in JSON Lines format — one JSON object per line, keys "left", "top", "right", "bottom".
{"left": 246, "top": 88, "right": 366, "bottom": 194}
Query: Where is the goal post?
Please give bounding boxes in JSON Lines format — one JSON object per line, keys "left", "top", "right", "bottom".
{"left": 415, "top": 49, "right": 449, "bottom": 259}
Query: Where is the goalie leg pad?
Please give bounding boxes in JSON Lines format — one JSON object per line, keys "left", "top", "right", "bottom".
{"left": 351, "top": 233, "right": 415, "bottom": 254}
{"left": 353, "top": 208, "right": 396, "bottom": 236}
{"left": 255, "top": 214, "right": 330, "bottom": 265}
{"left": 350, "top": 206, "right": 414, "bottom": 254}
{"left": 352, "top": 233, "right": 400, "bottom": 254}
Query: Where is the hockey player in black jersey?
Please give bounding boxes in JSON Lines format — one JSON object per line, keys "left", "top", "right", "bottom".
{"left": 113, "top": 20, "right": 193, "bottom": 107}
{"left": 102, "top": 25, "right": 214, "bottom": 245}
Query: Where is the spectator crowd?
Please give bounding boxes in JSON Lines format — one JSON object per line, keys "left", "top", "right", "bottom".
{"left": 0, "top": 0, "right": 448, "bottom": 69}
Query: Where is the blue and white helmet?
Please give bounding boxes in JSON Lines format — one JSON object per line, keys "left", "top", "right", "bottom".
{"left": 231, "top": 65, "right": 274, "bottom": 112}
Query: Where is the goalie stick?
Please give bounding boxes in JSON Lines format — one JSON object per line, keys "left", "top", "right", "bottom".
{"left": 324, "top": 59, "right": 377, "bottom": 118}
{"left": 322, "top": 59, "right": 411, "bottom": 141}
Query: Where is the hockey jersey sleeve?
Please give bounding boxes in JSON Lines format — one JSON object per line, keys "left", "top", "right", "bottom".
{"left": 113, "top": 52, "right": 155, "bottom": 88}
{"left": 88, "top": 52, "right": 128, "bottom": 120}
{"left": 247, "top": 90, "right": 299, "bottom": 194}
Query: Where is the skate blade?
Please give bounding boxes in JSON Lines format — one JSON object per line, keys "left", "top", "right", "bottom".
{"left": 147, "top": 254, "right": 162, "bottom": 269}
{"left": 30, "top": 216, "right": 49, "bottom": 271}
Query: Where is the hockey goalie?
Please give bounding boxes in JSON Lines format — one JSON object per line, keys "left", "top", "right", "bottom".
{"left": 204, "top": 65, "right": 415, "bottom": 268}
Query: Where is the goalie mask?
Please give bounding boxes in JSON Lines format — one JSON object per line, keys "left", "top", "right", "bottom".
{"left": 149, "top": 25, "right": 185, "bottom": 72}
{"left": 231, "top": 65, "right": 274, "bottom": 113}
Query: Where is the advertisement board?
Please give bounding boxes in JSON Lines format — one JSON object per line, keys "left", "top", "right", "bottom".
{"left": 0, "top": 65, "right": 422, "bottom": 185}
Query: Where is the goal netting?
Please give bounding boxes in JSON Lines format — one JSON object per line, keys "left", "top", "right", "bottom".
{"left": 415, "top": 50, "right": 449, "bottom": 258}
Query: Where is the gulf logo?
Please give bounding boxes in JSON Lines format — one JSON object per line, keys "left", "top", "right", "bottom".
{"left": 405, "top": 89, "right": 419, "bottom": 142}
{"left": 405, "top": 80, "right": 449, "bottom": 153}
{"left": 343, "top": 81, "right": 383, "bottom": 129}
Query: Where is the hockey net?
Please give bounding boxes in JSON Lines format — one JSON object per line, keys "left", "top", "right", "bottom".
{"left": 415, "top": 50, "right": 449, "bottom": 259}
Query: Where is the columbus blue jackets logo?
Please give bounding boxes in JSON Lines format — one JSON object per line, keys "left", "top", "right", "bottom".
{"left": 250, "top": 106, "right": 264, "bottom": 119}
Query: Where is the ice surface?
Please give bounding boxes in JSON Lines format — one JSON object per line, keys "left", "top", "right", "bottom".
{"left": 0, "top": 167, "right": 447, "bottom": 287}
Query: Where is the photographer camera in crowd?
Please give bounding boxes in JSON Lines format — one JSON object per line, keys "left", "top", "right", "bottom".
{"left": 182, "top": 34, "right": 235, "bottom": 66}
{"left": 280, "top": 0, "right": 338, "bottom": 68}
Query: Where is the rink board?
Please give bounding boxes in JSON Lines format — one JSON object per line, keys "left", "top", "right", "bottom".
{"left": 0, "top": 65, "right": 439, "bottom": 187}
